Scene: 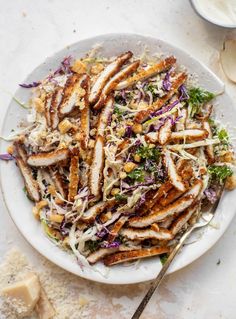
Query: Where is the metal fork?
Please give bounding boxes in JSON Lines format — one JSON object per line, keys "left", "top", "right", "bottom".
{"left": 131, "top": 185, "right": 225, "bottom": 319}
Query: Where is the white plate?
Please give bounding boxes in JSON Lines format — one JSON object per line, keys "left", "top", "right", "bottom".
{"left": 0, "top": 33, "right": 235, "bottom": 285}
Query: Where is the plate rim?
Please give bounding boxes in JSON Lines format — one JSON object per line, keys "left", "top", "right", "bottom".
{"left": 0, "top": 32, "right": 235, "bottom": 285}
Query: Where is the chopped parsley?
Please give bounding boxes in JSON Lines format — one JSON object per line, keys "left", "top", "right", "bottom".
{"left": 208, "top": 165, "right": 233, "bottom": 183}
{"left": 127, "top": 167, "right": 145, "bottom": 182}
{"left": 115, "top": 193, "right": 127, "bottom": 202}
{"left": 145, "top": 83, "right": 159, "bottom": 97}
{"left": 217, "top": 128, "right": 229, "bottom": 144}
{"left": 86, "top": 240, "right": 100, "bottom": 253}
{"left": 188, "top": 87, "right": 215, "bottom": 117}
{"left": 160, "top": 254, "right": 168, "bottom": 265}
{"left": 136, "top": 146, "right": 161, "bottom": 161}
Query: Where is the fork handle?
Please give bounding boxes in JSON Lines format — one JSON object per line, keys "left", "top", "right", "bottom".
{"left": 131, "top": 225, "right": 195, "bottom": 319}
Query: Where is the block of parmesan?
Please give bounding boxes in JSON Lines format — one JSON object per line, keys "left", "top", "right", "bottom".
{"left": 1, "top": 273, "right": 40, "bottom": 318}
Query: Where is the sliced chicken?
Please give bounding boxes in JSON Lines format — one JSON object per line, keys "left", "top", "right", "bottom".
{"left": 16, "top": 158, "right": 40, "bottom": 202}
{"left": 158, "top": 216, "right": 174, "bottom": 229}
{"left": 129, "top": 180, "right": 202, "bottom": 228}
{"left": 59, "top": 73, "right": 87, "bottom": 116}
{"left": 49, "top": 168, "right": 67, "bottom": 199}
{"left": 145, "top": 131, "right": 159, "bottom": 143}
{"left": 203, "top": 121, "right": 214, "bottom": 163}
{"left": 159, "top": 188, "right": 186, "bottom": 206}
{"left": 108, "top": 216, "right": 128, "bottom": 242}
{"left": 170, "top": 204, "right": 198, "bottom": 235}
{"left": 116, "top": 56, "right": 176, "bottom": 90}
{"left": 134, "top": 72, "right": 187, "bottom": 123}
{"left": 170, "top": 129, "right": 209, "bottom": 142}
{"left": 136, "top": 181, "right": 173, "bottom": 216}
{"left": 94, "top": 60, "right": 140, "bottom": 110}
{"left": 79, "top": 75, "right": 90, "bottom": 150}
{"left": 27, "top": 149, "right": 69, "bottom": 167}
{"left": 104, "top": 246, "right": 170, "bottom": 266}
{"left": 175, "top": 108, "right": 187, "bottom": 131}
{"left": 68, "top": 153, "right": 80, "bottom": 202}
{"left": 44, "top": 94, "right": 52, "bottom": 127}
{"left": 87, "top": 247, "right": 119, "bottom": 264}
{"left": 96, "top": 96, "right": 114, "bottom": 137}
{"left": 81, "top": 200, "right": 112, "bottom": 223}
{"left": 89, "top": 51, "right": 133, "bottom": 105}
{"left": 164, "top": 150, "right": 186, "bottom": 192}
{"left": 14, "top": 142, "right": 28, "bottom": 162}
{"left": 120, "top": 227, "right": 173, "bottom": 241}
{"left": 158, "top": 117, "right": 173, "bottom": 145}
{"left": 89, "top": 136, "right": 105, "bottom": 198}
{"left": 50, "top": 87, "right": 63, "bottom": 129}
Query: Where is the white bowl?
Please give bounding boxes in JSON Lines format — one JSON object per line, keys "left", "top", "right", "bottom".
{"left": 1, "top": 33, "right": 236, "bottom": 284}
{"left": 190, "top": 0, "right": 236, "bottom": 29}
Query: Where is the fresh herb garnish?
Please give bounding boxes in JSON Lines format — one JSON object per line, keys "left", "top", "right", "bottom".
{"left": 160, "top": 254, "right": 168, "bottom": 265}
{"left": 114, "top": 105, "right": 124, "bottom": 119}
{"left": 86, "top": 240, "right": 100, "bottom": 253}
{"left": 127, "top": 167, "right": 145, "bottom": 182}
{"left": 208, "top": 165, "right": 233, "bottom": 183}
{"left": 136, "top": 146, "right": 161, "bottom": 161}
{"left": 115, "top": 193, "right": 127, "bottom": 201}
{"left": 145, "top": 83, "right": 159, "bottom": 97}
{"left": 217, "top": 128, "right": 229, "bottom": 144}
{"left": 188, "top": 87, "right": 215, "bottom": 117}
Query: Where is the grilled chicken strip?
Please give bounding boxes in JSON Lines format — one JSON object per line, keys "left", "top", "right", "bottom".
{"left": 68, "top": 153, "right": 80, "bottom": 202}
{"left": 89, "top": 136, "right": 105, "bottom": 198}
{"left": 116, "top": 56, "right": 176, "bottom": 90}
{"left": 108, "top": 216, "right": 128, "bottom": 242}
{"left": 49, "top": 168, "right": 67, "bottom": 199}
{"left": 87, "top": 247, "right": 119, "bottom": 264}
{"left": 81, "top": 200, "right": 115, "bottom": 223}
{"left": 170, "top": 129, "right": 209, "bottom": 142}
{"left": 16, "top": 158, "right": 40, "bottom": 202}
{"left": 170, "top": 204, "right": 198, "bottom": 235}
{"left": 50, "top": 87, "right": 63, "bottom": 129}
{"left": 89, "top": 51, "right": 133, "bottom": 105}
{"left": 158, "top": 117, "right": 173, "bottom": 145}
{"left": 79, "top": 75, "right": 90, "bottom": 150}
{"left": 164, "top": 150, "right": 186, "bottom": 192}
{"left": 134, "top": 72, "right": 187, "bottom": 123}
{"left": 203, "top": 121, "right": 214, "bottom": 163}
{"left": 59, "top": 73, "right": 87, "bottom": 116}
{"left": 14, "top": 141, "right": 28, "bottom": 162}
{"left": 104, "top": 246, "right": 170, "bottom": 266}
{"left": 44, "top": 94, "right": 52, "bottom": 127}
{"left": 129, "top": 180, "right": 202, "bottom": 228}
{"left": 89, "top": 97, "right": 113, "bottom": 198}
{"left": 27, "top": 149, "right": 69, "bottom": 167}
{"left": 120, "top": 227, "right": 173, "bottom": 241}
{"left": 94, "top": 60, "right": 140, "bottom": 110}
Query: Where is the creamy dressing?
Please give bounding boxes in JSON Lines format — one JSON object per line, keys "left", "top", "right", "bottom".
{"left": 193, "top": 0, "right": 236, "bottom": 26}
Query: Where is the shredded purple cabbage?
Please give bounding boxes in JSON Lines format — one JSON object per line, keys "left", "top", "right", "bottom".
{"left": 204, "top": 188, "right": 217, "bottom": 204}
{"left": 125, "top": 125, "right": 133, "bottom": 138}
{"left": 101, "top": 241, "right": 120, "bottom": 248}
{"left": 19, "top": 81, "right": 41, "bottom": 88}
{"left": 151, "top": 99, "right": 179, "bottom": 118}
{"left": 179, "top": 85, "right": 189, "bottom": 101}
{"left": 162, "top": 71, "right": 172, "bottom": 91}
{"left": 54, "top": 55, "right": 72, "bottom": 75}
{"left": 0, "top": 153, "right": 14, "bottom": 161}
{"left": 96, "top": 228, "right": 109, "bottom": 239}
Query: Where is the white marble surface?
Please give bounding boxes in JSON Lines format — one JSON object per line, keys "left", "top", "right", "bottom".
{"left": 0, "top": 0, "right": 236, "bottom": 318}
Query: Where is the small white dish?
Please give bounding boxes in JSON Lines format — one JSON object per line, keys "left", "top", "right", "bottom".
{"left": 190, "top": 0, "right": 236, "bottom": 29}
{"left": 0, "top": 33, "right": 236, "bottom": 284}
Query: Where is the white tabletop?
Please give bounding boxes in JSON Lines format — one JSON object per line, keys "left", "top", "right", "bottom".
{"left": 0, "top": 0, "right": 236, "bottom": 318}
